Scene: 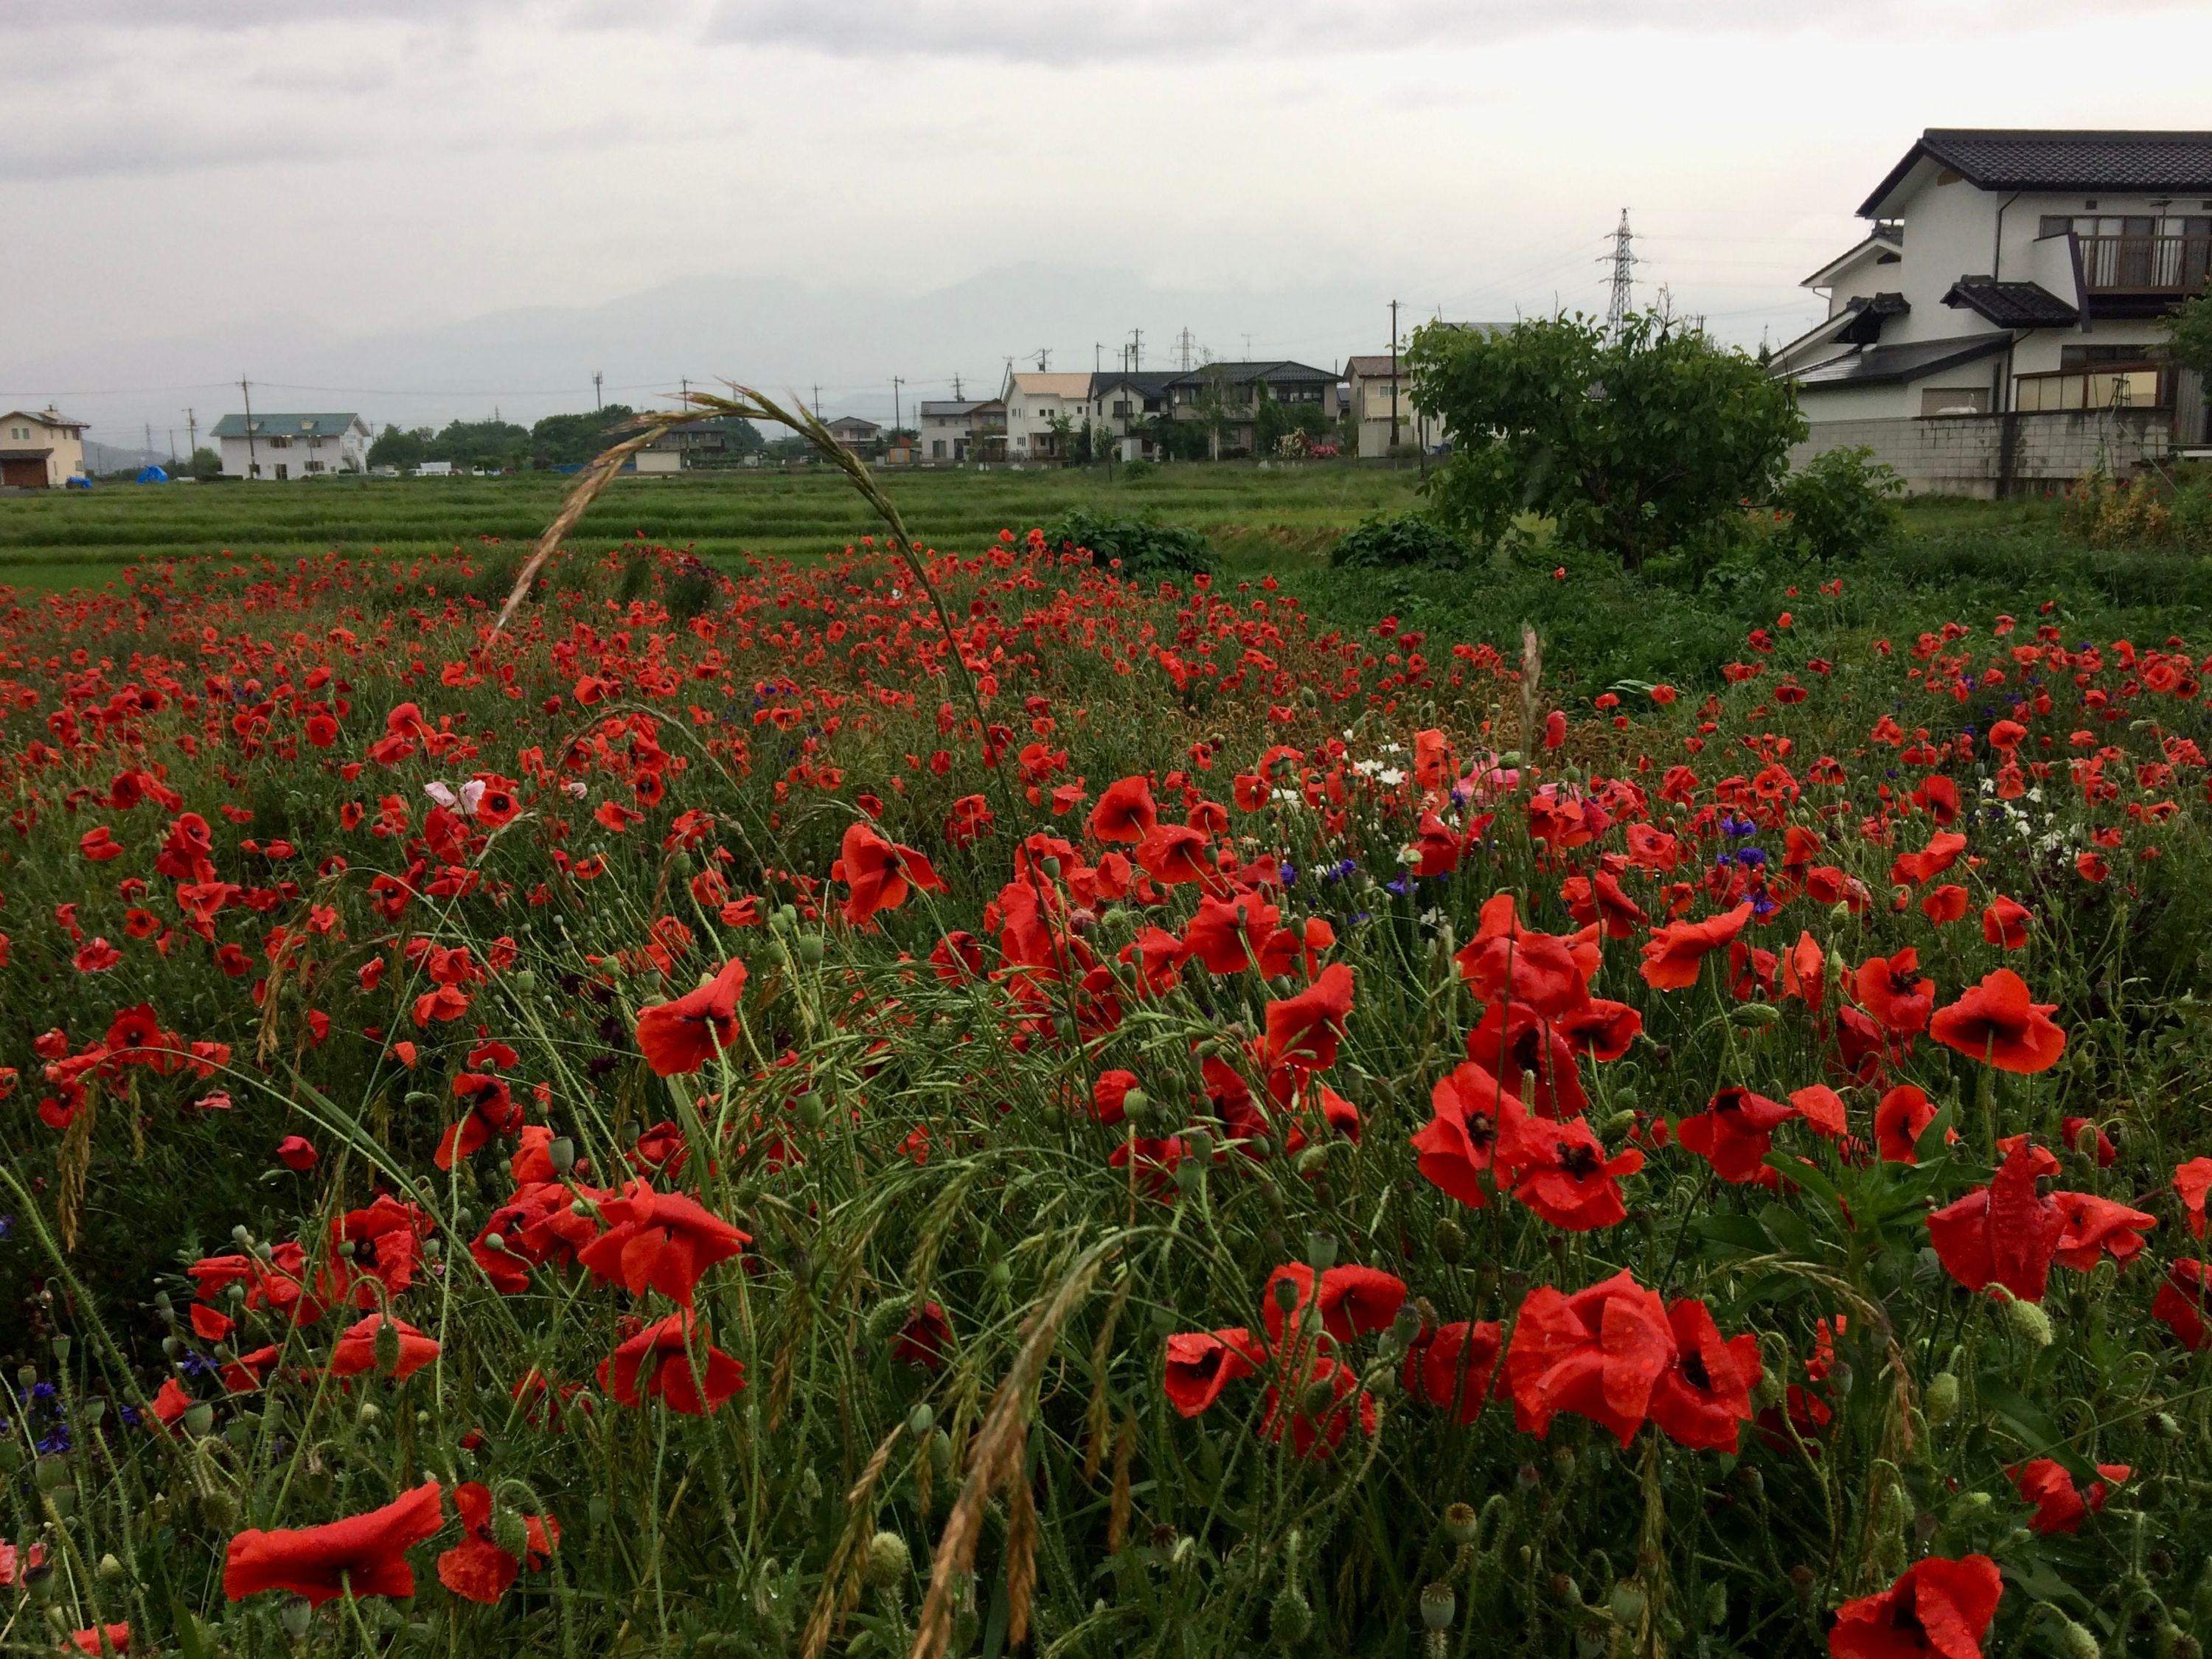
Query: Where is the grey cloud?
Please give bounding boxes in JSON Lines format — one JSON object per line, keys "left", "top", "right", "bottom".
{"left": 1, "top": 125, "right": 349, "bottom": 182}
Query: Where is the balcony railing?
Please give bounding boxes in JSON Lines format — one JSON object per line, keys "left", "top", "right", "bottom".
{"left": 2076, "top": 234, "right": 2212, "bottom": 294}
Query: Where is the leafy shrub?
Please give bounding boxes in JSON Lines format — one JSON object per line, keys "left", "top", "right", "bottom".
{"left": 1775, "top": 445, "right": 1903, "bottom": 564}
{"left": 2170, "top": 473, "right": 2212, "bottom": 554}
{"left": 2064, "top": 469, "right": 2171, "bottom": 546}
{"left": 1327, "top": 510, "right": 1468, "bottom": 571}
{"left": 1040, "top": 507, "right": 1212, "bottom": 578}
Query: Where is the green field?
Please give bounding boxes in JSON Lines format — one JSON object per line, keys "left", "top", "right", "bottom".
{"left": 0, "top": 465, "right": 1427, "bottom": 589}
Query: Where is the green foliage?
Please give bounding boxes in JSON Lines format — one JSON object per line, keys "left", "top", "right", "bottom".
{"left": 2173, "top": 472, "right": 2212, "bottom": 554}
{"left": 433, "top": 418, "right": 532, "bottom": 473}
{"left": 527, "top": 405, "right": 638, "bottom": 468}
{"left": 2168, "top": 285, "right": 2212, "bottom": 381}
{"left": 1039, "top": 507, "right": 1211, "bottom": 578}
{"left": 1408, "top": 309, "right": 1806, "bottom": 568}
{"left": 1326, "top": 510, "right": 1468, "bottom": 571}
{"left": 366, "top": 424, "right": 432, "bottom": 471}
{"left": 1775, "top": 445, "right": 1905, "bottom": 564}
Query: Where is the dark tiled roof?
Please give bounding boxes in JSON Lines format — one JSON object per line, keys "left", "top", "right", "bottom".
{"left": 1943, "top": 278, "right": 2079, "bottom": 329}
{"left": 1170, "top": 360, "right": 1336, "bottom": 387}
{"left": 1860, "top": 128, "right": 2212, "bottom": 216}
{"left": 210, "top": 413, "right": 364, "bottom": 439}
{"left": 1787, "top": 333, "right": 2011, "bottom": 389}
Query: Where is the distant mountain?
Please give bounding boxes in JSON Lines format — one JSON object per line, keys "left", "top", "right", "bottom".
{"left": 1, "top": 265, "right": 1405, "bottom": 445}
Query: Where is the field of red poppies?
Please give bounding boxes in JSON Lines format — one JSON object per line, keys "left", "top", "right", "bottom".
{"left": 3, "top": 524, "right": 2212, "bottom": 1659}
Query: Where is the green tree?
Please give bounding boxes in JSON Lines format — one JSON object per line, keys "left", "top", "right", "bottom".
{"left": 181, "top": 446, "right": 223, "bottom": 481}
{"left": 529, "top": 405, "right": 636, "bottom": 468}
{"left": 2170, "top": 286, "right": 2212, "bottom": 404}
{"left": 1408, "top": 309, "right": 1806, "bottom": 568}
{"left": 367, "top": 425, "right": 432, "bottom": 471}
{"left": 434, "top": 418, "right": 531, "bottom": 473}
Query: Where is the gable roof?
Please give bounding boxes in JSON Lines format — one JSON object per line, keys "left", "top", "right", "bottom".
{"left": 1090, "top": 371, "right": 1178, "bottom": 396}
{"left": 1801, "top": 230, "right": 1905, "bottom": 291}
{"left": 1943, "top": 277, "right": 2079, "bottom": 330}
{"left": 209, "top": 412, "right": 365, "bottom": 439}
{"left": 1170, "top": 360, "right": 1336, "bottom": 387}
{"left": 1860, "top": 128, "right": 2212, "bottom": 218}
{"left": 825, "top": 414, "right": 882, "bottom": 434}
{"left": 1787, "top": 333, "right": 2011, "bottom": 390}
{"left": 917, "top": 400, "right": 987, "bottom": 417}
{"left": 1343, "top": 355, "right": 1405, "bottom": 379}
{"left": 1, "top": 408, "right": 88, "bottom": 431}
{"left": 1006, "top": 372, "right": 1095, "bottom": 400}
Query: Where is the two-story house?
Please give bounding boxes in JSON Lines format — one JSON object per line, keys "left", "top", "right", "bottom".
{"left": 213, "top": 412, "right": 371, "bottom": 480}
{"left": 1165, "top": 361, "right": 1341, "bottom": 459}
{"left": 918, "top": 398, "right": 1006, "bottom": 463}
{"left": 825, "top": 416, "right": 884, "bottom": 454}
{"left": 1345, "top": 354, "right": 1453, "bottom": 458}
{"left": 1774, "top": 129, "right": 2212, "bottom": 494}
{"left": 0, "top": 407, "right": 88, "bottom": 488}
{"left": 1088, "top": 371, "right": 1179, "bottom": 460}
{"left": 1001, "top": 372, "right": 1098, "bottom": 461}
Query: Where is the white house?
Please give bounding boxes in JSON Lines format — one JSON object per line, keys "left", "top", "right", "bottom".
{"left": 1001, "top": 372, "right": 1097, "bottom": 461}
{"left": 918, "top": 398, "right": 1005, "bottom": 463}
{"left": 1345, "top": 354, "right": 1450, "bottom": 458}
{"left": 0, "top": 407, "right": 88, "bottom": 488}
{"left": 1774, "top": 129, "right": 2212, "bottom": 494}
{"left": 212, "top": 412, "right": 372, "bottom": 480}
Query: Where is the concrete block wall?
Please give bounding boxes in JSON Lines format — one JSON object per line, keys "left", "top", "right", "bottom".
{"left": 1791, "top": 410, "right": 2172, "bottom": 498}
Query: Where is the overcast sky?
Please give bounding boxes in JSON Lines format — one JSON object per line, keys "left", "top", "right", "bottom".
{"left": 7, "top": 1, "right": 2211, "bottom": 449}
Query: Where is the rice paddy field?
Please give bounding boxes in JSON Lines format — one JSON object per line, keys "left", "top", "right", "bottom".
{"left": 0, "top": 466, "right": 1427, "bottom": 591}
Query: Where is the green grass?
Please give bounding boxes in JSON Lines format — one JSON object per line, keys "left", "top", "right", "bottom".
{"left": 0, "top": 465, "right": 1427, "bottom": 589}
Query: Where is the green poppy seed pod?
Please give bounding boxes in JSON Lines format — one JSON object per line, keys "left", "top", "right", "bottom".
{"left": 1172, "top": 1159, "right": 1203, "bottom": 1194}
{"left": 184, "top": 1402, "right": 215, "bottom": 1437}
{"left": 232, "top": 1224, "right": 254, "bottom": 1247}
{"left": 49, "top": 1335, "right": 71, "bottom": 1366}
{"left": 796, "top": 934, "right": 825, "bottom": 966}
{"left": 549, "top": 1137, "right": 577, "bottom": 1173}
{"left": 2002, "top": 1294, "right": 2055, "bottom": 1348}
{"left": 1442, "top": 1502, "right": 1478, "bottom": 1545}
{"left": 280, "top": 1594, "right": 314, "bottom": 1639}
{"left": 2157, "top": 1627, "right": 2199, "bottom": 1659}
{"left": 865, "top": 1531, "right": 911, "bottom": 1590}
{"left": 509, "top": 968, "right": 537, "bottom": 992}
{"left": 1274, "top": 1278, "right": 1301, "bottom": 1315}
{"left": 929, "top": 1427, "right": 952, "bottom": 1471}
{"left": 357, "top": 1401, "right": 381, "bottom": 1426}
{"left": 22, "top": 1562, "right": 53, "bottom": 1602}
{"left": 33, "top": 1458, "right": 69, "bottom": 1492}
{"left": 1121, "top": 1087, "right": 1150, "bottom": 1121}
{"left": 78, "top": 1398, "right": 105, "bottom": 1430}
{"left": 482, "top": 1231, "right": 507, "bottom": 1256}
{"left": 1604, "top": 1109, "right": 1639, "bottom": 1138}
{"left": 987, "top": 1259, "right": 1012, "bottom": 1290}
{"left": 1392, "top": 1304, "right": 1424, "bottom": 1347}
{"left": 1516, "top": 1462, "right": 1540, "bottom": 1492}
{"left": 2056, "top": 1618, "right": 2101, "bottom": 1659}
{"left": 1551, "top": 1447, "right": 1576, "bottom": 1481}
{"left": 1925, "top": 1371, "right": 1960, "bottom": 1425}
{"left": 1040, "top": 855, "right": 1062, "bottom": 880}
{"left": 1304, "top": 1231, "right": 1338, "bottom": 1273}
{"left": 907, "top": 1403, "right": 933, "bottom": 1439}
{"left": 768, "top": 906, "right": 793, "bottom": 934}
{"left": 1610, "top": 1583, "right": 1648, "bottom": 1627}
{"left": 1435, "top": 1218, "right": 1467, "bottom": 1264}
{"left": 1420, "top": 1582, "right": 1457, "bottom": 1633}
{"left": 1300, "top": 685, "right": 1317, "bottom": 709}
{"left": 1550, "top": 1573, "right": 1584, "bottom": 1608}
{"left": 1829, "top": 1362, "right": 1854, "bottom": 1400}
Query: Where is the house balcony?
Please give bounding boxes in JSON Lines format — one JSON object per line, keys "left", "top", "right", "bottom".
{"left": 2012, "top": 364, "right": 2172, "bottom": 414}
{"left": 2075, "top": 234, "right": 2211, "bottom": 313}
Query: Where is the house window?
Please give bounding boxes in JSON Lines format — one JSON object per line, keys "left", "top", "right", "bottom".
{"left": 305, "top": 460, "right": 324, "bottom": 473}
{"left": 1919, "top": 387, "right": 1990, "bottom": 417}
{"left": 274, "top": 463, "right": 289, "bottom": 480}
{"left": 1113, "top": 400, "right": 1131, "bottom": 417}
{"left": 931, "top": 440, "right": 945, "bottom": 459}
{"left": 268, "top": 436, "right": 291, "bottom": 449}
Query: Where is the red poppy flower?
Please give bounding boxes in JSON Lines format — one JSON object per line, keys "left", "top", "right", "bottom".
{"left": 1676, "top": 1088, "right": 1795, "bottom": 1186}
{"left": 1088, "top": 775, "right": 1158, "bottom": 844}
{"left": 1411, "top": 1060, "right": 1506, "bottom": 1208}
{"left": 1262, "top": 963, "right": 1354, "bottom": 1071}
{"left": 1854, "top": 949, "right": 1935, "bottom": 1034}
{"left": 1928, "top": 969, "right": 2067, "bottom": 1073}
{"left": 223, "top": 1480, "right": 445, "bottom": 1606}
{"left": 1504, "top": 1270, "right": 1673, "bottom": 1446}
{"left": 1455, "top": 894, "right": 1596, "bottom": 1019}
{"left": 892, "top": 1301, "right": 952, "bottom": 1370}
{"left": 1981, "top": 895, "right": 2031, "bottom": 950}
{"left": 1827, "top": 1554, "right": 2002, "bottom": 1659}
{"left": 1261, "top": 1262, "right": 1408, "bottom": 1348}
{"left": 1889, "top": 830, "right": 1967, "bottom": 887}
{"left": 1494, "top": 1096, "right": 1641, "bottom": 1232}
{"left": 1402, "top": 1319, "right": 1505, "bottom": 1423}
{"left": 1467, "top": 999, "right": 1589, "bottom": 1119}
{"left": 633, "top": 956, "right": 748, "bottom": 1077}
{"left": 437, "top": 1071, "right": 523, "bottom": 1170}
{"left": 1180, "top": 894, "right": 1293, "bottom": 976}
{"left": 1873, "top": 1085, "right": 1942, "bottom": 1163}
{"left": 2008, "top": 1458, "right": 2128, "bottom": 1535}
{"left": 575, "top": 1178, "right": 750, "bottom": 1308}
{"left": 2051, "top": 1191, "right": 2157, "bottom": 1270}
{"left": 1553, "top": 998, "right": 1643, "bottom": 1062}
{"left": 1163, "top": 1327, "right": 1263, "bottom": 1417}
{"left": 66, "top": 1624, "right": 133, "bottom": 1655}
{"left": 1791, "top": 1084, "right": 1849, "bottom": 1140}
{"left": 2177, "top": 1157, "right": 2212, "bottom": 1239}
{"left": 1639, "top": 902, "right": 1754, "bottom": 992}
{"left": 598, "top": 1312, "right": 745, "bottom": 1414}
{"left": 437, "top": 1481, "right": 558, "bottom": 1604}
{"left": 1261, "top": 1353, "right": 1376, "bottom": 1458}
{"left": 2152, "top": 1257, "right": 2210, "bottom": 1349}
{"left": 835, "top": 821, "right": 947, "bottom": 928}
{"left": 1919, "top": 883, "right": 1969, "bottom": 925}
{"left": 327, "top": 1194, "right": 431, "bottom": 1308}
{"left": 1132, "top": 822, "right": 1214, "bottom": 886}
{"left": 1089, "top": 1068, "right": 1139, "bottom": 1126}
{"left": 276, "top": 1135, "right": 318, "bottom": 1172}
{"left": 1927, "top": 1141, "right": 2065, "bottom": 1303}
{"left": 1648, "top": 1298, "right": 1761, "bottom": 1453}
{"left": 327, "top": 1314, "right": 441, "bottom": 1382}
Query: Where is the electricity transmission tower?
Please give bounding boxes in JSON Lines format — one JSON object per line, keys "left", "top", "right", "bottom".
{"left": 1603, "top": 209, "right": 1638, "bottom": 330}
{"left": 1176, "top": 328, "right": 1195, "bottom": 371}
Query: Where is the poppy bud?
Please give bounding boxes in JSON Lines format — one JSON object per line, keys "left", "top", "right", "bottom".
{"left": 1610, "top": 1583, "right": 1648, "bottom": 1627}
{"left": 1734, "top": 1001, "right": 1779, "bottom": 1026}
{"left": 33, "top": 1458, "right": 69, "bottom": 1492}
{"left": 1040, "top": 856, "right": 1062, "bottom": 880}
{"left": 1300, "top": 1378, "right": 1337, "bottom": 1419}
{"left": 1419, "top": 1583, "right": 1456, "bottom": 1632}
{"left": 1924, "top": 1371, "right": 1959, "bottom": 1425}
{"left": 1442, "top": 1502, "right": 1477, "bottom": 1545}
{"left": 866, "top": 1531, "right": 911, "bottom": 1590}
{"left": 491, "top": 1508, "right": 531, "bottom": 1562}
{"left": 280, "top": 1594, "right": 313, "bottom": 1639}
{"left": 1550, "top": 1573, "right": 1583, "bottom": 1607}
{"left": 2001, "top": 1293, "right": 2055, "bottom": 1348}
{"left": 2055, "top": 1619, "right": 2101, "bottom": 1659}
{"left": 358, "top": 1402, "right": 381, "bottom": 1426}
{"left": 907, "top": 1404, "right": 933, "bottom": 1439}
{"left": 184, "top": 1402, "right": 215, "bottom": 1438}
{"left": 2152, "top": 1411, "right": 2182, "bottom": 1440}
{"left": 796, "top": 935, "right": 824, "bottom": 966}
{"left": 929, "top": 1428, "right": 952, "bottom": 1471}
{"left": 1434, "top": 1218, "right": 1466, "bottom": 1264}
{"left": 768, "top": 906, "right": 793, "bottom": 933}
{"left": 549, "top": 1137, "right": 577, "bottom": 1173}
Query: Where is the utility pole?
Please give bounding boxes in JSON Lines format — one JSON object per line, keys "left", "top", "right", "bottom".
{"left": 1035, "top": 348, "right": 1050, "bottom": 371}
{"left": 1094, "top": 342, "right": 1104, "bottom": 374}
{"left": 1389, "top": 299, "right": 1402, "bottom": 453}
{"left": 185, "top": 408, "right": 197, "bottom": 467}
{"left": 891, "top": 375, "right": 904, "bottom": 439}
{"left": 593, "top": 371, "right": 603, "bottom": 411}
{"left": 951, "top": 373, "right": 964, "bottom": 400}
{"left": 1604, "top": 209, "right": 1637, "bottom": 331}
{"left": 1130, "top": 327, "right": 1143, "bottom": 371}
{"left": 1241, "top": 333, "right": 1254, "bottom": 358}
{"left": 240, "top": 377, "right": 258, "bottom": 481}
{"left": 813, "top": 383, "right": 822, "bottom": 417}
{"left": 144, "top": 422, "right": 153, "bottom": 462}
{"left": 167, "top": 428, "right": 177, "bottom": 465}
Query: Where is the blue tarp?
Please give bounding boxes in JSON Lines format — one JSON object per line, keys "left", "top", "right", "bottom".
{"left": 135, "top": 465, "right": 170, "bottom": 483}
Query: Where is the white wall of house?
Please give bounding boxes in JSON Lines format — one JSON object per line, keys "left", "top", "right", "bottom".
{"left": 0, "top": 412, "right": 86, "bottom": 486}
{"left": 218, "top": 420, "right": 369, "bottom": 480}
{"left": 1001, "top": 374, "right": 1096, "bottom": 458}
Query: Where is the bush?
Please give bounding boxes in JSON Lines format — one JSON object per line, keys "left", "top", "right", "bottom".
{"left": 1040, "top": 507, "right": 1211, "bottom": 578}
{"left": 2064, "top": 470, "right": 2171, "bottom": 546}
{"left": 1327, "top": 510, "right": 1469, "bottom": 570}
{"left": 2168, "top": 473, "right": 2212, "bottom": 553}
{"left": 1775, "top": 445, "right": 1903, "bottom": 564}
